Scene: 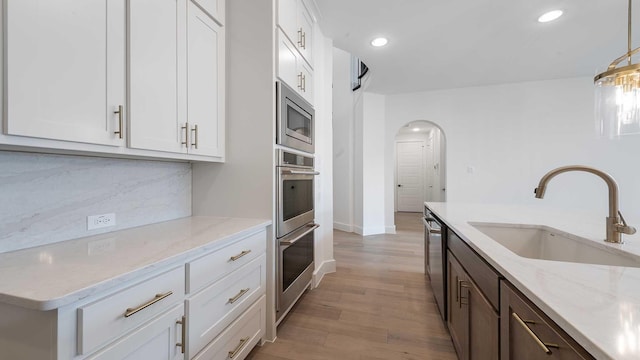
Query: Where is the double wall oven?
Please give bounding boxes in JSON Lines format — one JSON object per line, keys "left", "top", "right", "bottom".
{"left": 275, "top": 80, "right": 318, "bottom": 323}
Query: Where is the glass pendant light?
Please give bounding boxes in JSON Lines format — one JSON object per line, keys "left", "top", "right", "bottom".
{"left": 595, "top": 0, "right": 640, "bottom": 137}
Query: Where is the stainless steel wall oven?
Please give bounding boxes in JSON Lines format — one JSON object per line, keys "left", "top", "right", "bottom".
{"left": 276, "top": 150, "right": 319, "bottom": 322}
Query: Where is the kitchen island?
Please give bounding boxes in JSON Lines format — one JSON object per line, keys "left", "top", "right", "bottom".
{"left": 427, "top": 202, "right": 640, "bottom": 360}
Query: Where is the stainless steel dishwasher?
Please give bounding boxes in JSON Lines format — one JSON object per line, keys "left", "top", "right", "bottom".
{"left": 424, "top": 206, "right": 447, "bottom": 321}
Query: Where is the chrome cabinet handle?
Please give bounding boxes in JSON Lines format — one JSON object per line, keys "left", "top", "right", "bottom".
{"left": 302, "top": 74, "right": 306, "bottom": 92}
{"left": 297, "top": 72, "right": 303, "bottom": 90}
{"left": 124, "top": 291, "right": 173, "bottom": 318}
{"left": 228, "top": 288, "right": 250, "bottom": 304}
{"left": 181, "top": 123, "right": 189, "bottom": 148}
{"left": 228, "top": 337, "right": 250, "bottom": 358}
{"left": 191, "top": 124, "right": 199, "bottom": 149}
{"left": 512, "top": 312, "right": 559, "bottom": 354}
{"left": 114, "top": 105, "right": 124, "bottom": 139}
{"left": 176, "top": 316, "right": 186, "bottom": 354}
{"left": 230, "top": 250, "right": 251, "bottom": 262}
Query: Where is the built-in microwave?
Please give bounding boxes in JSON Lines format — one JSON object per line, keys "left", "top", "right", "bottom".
{"left": 276, "top": 80, "right": 314, "bottom": 154}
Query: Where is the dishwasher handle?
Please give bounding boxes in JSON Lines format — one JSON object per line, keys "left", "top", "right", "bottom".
{"left": 423, "top": 217, "right": 442, "bottom": 234}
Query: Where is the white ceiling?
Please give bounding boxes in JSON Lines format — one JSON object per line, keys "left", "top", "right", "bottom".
{"left": 314, "top": 0, "right": 640, "bottom": 94}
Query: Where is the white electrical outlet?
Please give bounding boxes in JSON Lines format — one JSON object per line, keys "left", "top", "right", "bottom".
{"left": 87, "top": 213, "right": 116, "bottom": 230}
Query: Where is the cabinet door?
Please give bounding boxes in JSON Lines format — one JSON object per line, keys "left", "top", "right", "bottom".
{"left": 298, "top": 1, "right": 313, "bottom": 67}
{"left": 5, "top": 0, "right": 125, "bottom": 146}
{"left": 277, "top": 0, "right": 298, "bottom": 43}
{"left": 187, "top": 1, "right": 225, "bottom": 157}
{"left": 129, "top": 0, "right": 187, "bottom": 153}
{"left": 87, "top": 304, "right": 185, "bottom": 360}
{"left": 277, "top": 29, "right": 299, "bottom": 91}
{"left": 468, "top": 280, "right": 499, "bottom": 360}
{"left": 447, "top": 253, "right": 469, "bottom": 360}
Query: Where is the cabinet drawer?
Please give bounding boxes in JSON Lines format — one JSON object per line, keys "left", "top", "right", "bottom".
{"left": 187, "top": 230, "right": 266, "bottom": 294}
{"left": 448, "top": 229, "right": 501, "bottom": 311}
{"left": 500, "top": 282, "right": 594, "bottom": 360}
{"left": 86, "top": 304, "right": 184, "bottom": 360}
{"left": 187, "top": 254, "right": 266, "bottom": 357}
{"left": 77, "top": 266, "right": 185, "bottom": 355}
{"left": 192, "top": 295, "right": 266, "bottom": 360}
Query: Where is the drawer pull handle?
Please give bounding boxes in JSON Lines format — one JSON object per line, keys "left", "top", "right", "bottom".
{"left": 228, "top": 288, "right": 250, "bottom": 304}
{"left": 230, "top": 250, "right": 252, "bottom": 261}
{"left": 124, "top": 291, "right": 173, "bottom": 318}
{"left": 176, "top": 316, "right": 186, "bottom": 354}
{"left": 512, "top": 312, "right": 560, "bottom": 354}
{"left": 228, "top": 337, "right": 250, "bottom": 358}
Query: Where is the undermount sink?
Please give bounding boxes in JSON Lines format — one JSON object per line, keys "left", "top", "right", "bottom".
{"left": 469, "top": 222, "right": 640, "bottom": 268}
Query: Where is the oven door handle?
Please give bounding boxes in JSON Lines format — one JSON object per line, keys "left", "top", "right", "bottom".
{"left": 280, "top": 170, "right": 320, "bottom": 176}
{"left": 280, "top": 223, "right": 320, "bottom": 246}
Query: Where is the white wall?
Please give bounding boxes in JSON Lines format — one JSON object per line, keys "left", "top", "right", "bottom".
{"left": 312, "top": 28, "right": 335, "bottom": 284}
{"left": 0, "top": 151, "right": 191, "bottom": 252}
{"left": 384, "top": 77, "right": 640, "bottom": 235}
{"left": 359, "top": 92, "right": 387, "bottom": 235}
{"left": 332, "top": 48, "right": 354, "bottom": 232}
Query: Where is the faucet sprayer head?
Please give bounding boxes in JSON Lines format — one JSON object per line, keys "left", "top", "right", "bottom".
{"left": 534, "top": 185, "right": 546, "bottom": 199}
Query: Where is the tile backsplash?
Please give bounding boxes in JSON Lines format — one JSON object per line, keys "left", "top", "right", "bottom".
{"left": 0, "top": 151, "right": 191, "bottom": 253}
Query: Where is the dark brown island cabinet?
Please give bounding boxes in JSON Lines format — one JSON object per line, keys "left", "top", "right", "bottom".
{"left": 444, "top": 228, "right": 595, "bottom": 360}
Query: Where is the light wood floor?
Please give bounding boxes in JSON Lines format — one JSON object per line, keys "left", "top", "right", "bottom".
{"left": 246, "top": 212, "right": 457, "bottom": 360}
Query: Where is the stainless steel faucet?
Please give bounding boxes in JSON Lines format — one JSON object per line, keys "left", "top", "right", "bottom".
{"left": 534, "top": 165, "right": 636, "bottom": 244}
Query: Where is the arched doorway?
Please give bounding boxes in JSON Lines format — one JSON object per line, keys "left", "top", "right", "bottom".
{"left": 394, "top": 120, "right": 447, "bottom": 213}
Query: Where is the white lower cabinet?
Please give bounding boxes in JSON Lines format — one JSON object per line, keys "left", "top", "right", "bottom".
{"left": 0, "top": 228, "right": 267, "bottom": 360}
{"left": 186, "top": 255, "right": 266, "bottom": 358}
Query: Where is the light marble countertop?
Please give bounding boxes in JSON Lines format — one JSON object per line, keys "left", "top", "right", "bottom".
{"left": 0, "top": 216, "right": 271, "bottom": 311}
{"left": 426, "top": 202, "right": 640, "bottom": 360}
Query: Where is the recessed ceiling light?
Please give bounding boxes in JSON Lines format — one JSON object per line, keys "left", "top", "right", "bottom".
{"left": 538, "top": 10, "right": 563, "bottom": 23}
{"left": 371, "top": 37, "right": 388, "bottom": 47}
{"left": 412, "top": 127, "right": 420, "bottom": 132}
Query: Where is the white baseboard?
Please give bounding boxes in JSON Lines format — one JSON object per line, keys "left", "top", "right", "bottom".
{"left": 333, "top": 222, "right": 353, "bottom": 232}
{"left": 355, "top": 226, "right": 386, "bottom": 236}
{"left": 313, "top": 259, "right": 336, "bottom": 287}
{"left": 385, "top": 225, "right": 396, "bottom": 234}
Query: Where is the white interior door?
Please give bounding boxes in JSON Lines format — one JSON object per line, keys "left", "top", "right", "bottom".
{"left": 396, "top": 141, "right": 424, "bottom": 212}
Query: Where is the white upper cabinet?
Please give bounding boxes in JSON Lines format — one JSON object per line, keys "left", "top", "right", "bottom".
{"left": 2, "top": 0, "right": 225, "bottom": 162}
{"left": 5, "top": 0, "right": 126, "bottom": 146}
{"left": 128, "top": 0, "right": 188, "bottom": 154}
{"left": 277, "top": 29, "right": 314, "bottom": 105}
{"left": 128, "top": 0, "right": 224, "bottom": 158}
{"left": 192, "top": 0, "right": 225, "bottom": 24}
{"left": 187, "top": 1, "right": 225, "bottom": 157}
{"left": 277, "top": 0, "right": 314, "bottom": 68}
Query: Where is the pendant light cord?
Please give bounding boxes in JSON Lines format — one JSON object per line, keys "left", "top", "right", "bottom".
{"left": 629, "top": 0, "right": 633, "bottom": 65}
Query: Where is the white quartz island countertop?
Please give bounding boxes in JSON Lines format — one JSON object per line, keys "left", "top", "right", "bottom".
{"left": 426, "top": 202, "right": 640, "bottom": 360}
{"left": 0, "top": 216, "right": 270, "bottom": 311}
